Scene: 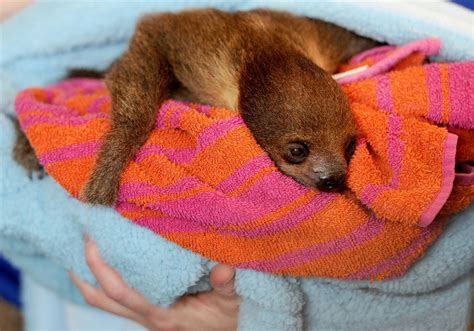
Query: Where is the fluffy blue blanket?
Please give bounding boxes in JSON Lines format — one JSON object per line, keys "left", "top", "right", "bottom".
{"left": 1, "top": 1, "right": 473, "bottom": 330}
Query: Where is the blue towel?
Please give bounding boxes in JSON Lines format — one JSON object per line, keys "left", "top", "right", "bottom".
{"left": 1, "top": 2, "right": 473, "bottom": 330}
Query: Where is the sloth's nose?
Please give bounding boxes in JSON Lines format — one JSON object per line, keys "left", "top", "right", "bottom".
{"left": 315, "top": 173, "right": 345, "bottom": 192}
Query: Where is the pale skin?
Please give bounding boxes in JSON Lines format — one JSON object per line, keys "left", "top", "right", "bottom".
{"left": 69, "top": 236, "right": 241, "bottom": 331}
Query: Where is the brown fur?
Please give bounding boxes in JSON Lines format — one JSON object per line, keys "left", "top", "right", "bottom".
{"left": 14, "top": 9, "right": 378, "bottom": 204}
{"left": 11, "top": 117, "right": 45, "bottom": 179}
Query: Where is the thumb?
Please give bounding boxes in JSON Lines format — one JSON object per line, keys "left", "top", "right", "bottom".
{"left": 209, "top": 264, "right": 236, "bottom": 297}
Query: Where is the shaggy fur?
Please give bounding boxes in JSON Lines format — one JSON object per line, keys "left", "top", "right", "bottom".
{"left": 14, "top": 9, "right": 377, "bottom": 205}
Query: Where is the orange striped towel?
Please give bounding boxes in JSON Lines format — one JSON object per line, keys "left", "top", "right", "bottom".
{"left": 14, "top": 59, "right": 473, "bottom": 279}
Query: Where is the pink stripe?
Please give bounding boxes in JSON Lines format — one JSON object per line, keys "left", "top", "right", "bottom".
{"left": 122, "top": 170, "right": 318, "bottom": 231}
{"left": 22, "top": 113, "right": 107, "bottom": 129}
{"left": 218, "top": 193, "right": 336, "bottom": 237}
{"left": 116, "top": 201, "right": 140, "bottom": 212}
{"left": 116, "top": 201, "right": 211, "bottom": 233}
{"left": 234, "top": 171, "right": 309, "bottom": 209}
{"left": 47, "top": 80, "right": 106, "bottom": 105}
{"left": 370, "top": 50, "right": 394, "bottom": 63}
{"left": 195, "top": 104, "right": 212, "bottom": 115}
{"left": 136, "top": 117, "right": 243, "bottom": 163}
{"left": 146, "top": 191, "right": 276, "bottom": 226}
{"left": 425, "top": 65, "right": 443, "bottom": 123}
{"left": 418, "top": 133, "right": 458, "bottom": 226}
{"left": 376, "top": 75, "right": 394, "bottom": 114}
{"left": 86, "top": 95, "right": 109, "bottom": 114}
{"left": 51, "top": 78, "right": 105, "bottom": 93}
{"left": 134, "top": 215, "right": 206, "bottom": 233}
{"left": 359, "top": 184, "right": 389, "bottom": 206}
{"left": 154, "top": 101, "right": 209, "bottom": 129}
{"left": 386, "top": 115, "right": 404, "bottom": 186}
{"left": 118, "top": 178, "right": 204, "bottom": 200}
{"left": 15, "top": 93, "right": 72, "bottom": 117}
{"left": 144, "top": 172, "right": 316, "bottom": 227}
{"left": 154, "top": 101, "right": 174, "bottom": 129}
{"left": 347, "top": 228, "right": 432, "bottom": 279}
{"left": 196, "top": 117, "right": 243, "bottom": 149}
{"left": 360, "top": 75, "right": 404, "bottom": 206}
{"left": 169, "top": 107, "right": 189, "bottom": 128}
{"left": 43, "top": 88, "right": 56, "bottom": 103}
{"left": 215, "top": 154, "right": 273, "bottom": 193}
{"left": 338, "top": 38, "right": 440, "bottom": 84}
{"left": 348, "top": 45, "right": 395, "bottom": 65}
{"left": 238, "top": 215, "right": 383, "bottom": 272}
{"left": 161, "top": 101, "right": 212, "bottom": 116}
{"left": 447, "top": 62, "right": 474, "bottom": 129}
{"left": 134, "top": 144, "right": 195, "bottom": 163}
{"left": 38, "top": 141, "right": 99, "bottom": 165}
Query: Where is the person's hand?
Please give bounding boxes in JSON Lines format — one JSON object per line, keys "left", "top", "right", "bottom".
{"left": 69, "top": 235, "right": 241, "bottom": 331}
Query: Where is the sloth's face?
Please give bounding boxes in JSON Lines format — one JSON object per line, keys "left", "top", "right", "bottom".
{"left": 239, "top": 52, "right": 357, "bottom": 191}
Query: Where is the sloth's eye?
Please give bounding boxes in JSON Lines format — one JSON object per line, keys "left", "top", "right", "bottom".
{"left": 345, "top": 136, "right": 356, "bottom": 161}
{"left": 286, "top": 142, "right": 309, "bottom": 164}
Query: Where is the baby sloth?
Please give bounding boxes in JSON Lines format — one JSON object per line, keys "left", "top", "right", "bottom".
{"left": 19, "top": 9, "right": 377, "bottom": 205}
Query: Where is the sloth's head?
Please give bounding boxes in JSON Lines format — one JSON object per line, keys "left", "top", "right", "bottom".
{"left": 239, "top": 50, "right": 356, "bottom": 191}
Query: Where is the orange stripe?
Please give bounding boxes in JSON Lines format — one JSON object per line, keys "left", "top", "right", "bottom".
{"left": 19, "top": 109, "right": 55, "bottom": 119}
{"left": 159, "top": 196, "right": 366, "bottom": 265}
{"left": 189, "top": 126, "right": 262, "bottom": 185}
{"left": 440, "top": 64, "right": 450, "bottom": 123}
{"left": 128, "top": 185, "right": 211, "bottom": 204}
{"left": 280, "top": 221, "right": 426, "bottom": 276}
{"left": 163, "top": 103, "right": 177, "bottom": 127}
{"left": 208, "top": 107, "right": 236, "bottom": 120}
{"left": 146, "top": 129, "right": 196, "bottom": 149}
{"left": 120, "top": 208, "right": 167, "bottom": 220}
{"left": 64, "top": 94, "right": 105, "bottom": 114}
{"left": 225, "top": 190, "right": 316, "bottom": 231}
{"left": 375, "top": 219, "right": 445, "bottom": 279}
{"left": 342, "top": 77, "right": 378, "bottom": 109}
{"left": 350, "top": 104, "right": 391, "bottom": 184}
{"left": 376, "top": 121, "right": 446, "bottom": 224}
{"left": 228, "top": 166, "right": 274, "bottom": 197}
{"left": 25, "top": 121, "right": 108, "bottom": 155}
{"left": 46, "top": 157, "right": 95, "bottom": 196}
{"left": 126, "top": 153, "right": 198, "bottom": 189}
{"left": 25, "top": 88, "right": 47, "bottom": 102}
{"left": 390, "top": 66, "right": 428, "bottom": 117}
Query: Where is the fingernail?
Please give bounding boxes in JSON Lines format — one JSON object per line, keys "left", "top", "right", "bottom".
{"left": 223, "top": 271, "right": 236, "bottom": 286}
{"left": 83, "top": 233, "right": 91, "bottom": 244}
{"left": 225, "top": 276, "right": 235, "bottom": 286}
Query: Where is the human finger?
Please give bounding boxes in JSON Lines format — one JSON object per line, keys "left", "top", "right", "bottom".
{"left": 83, "top": 235, "right": 159, "bottom": 317}
{"left": 69, "top": 271, "right": 141, "bottom": 322}
{"left": 209, "top": 264, "right": 237, "bottom": 298}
